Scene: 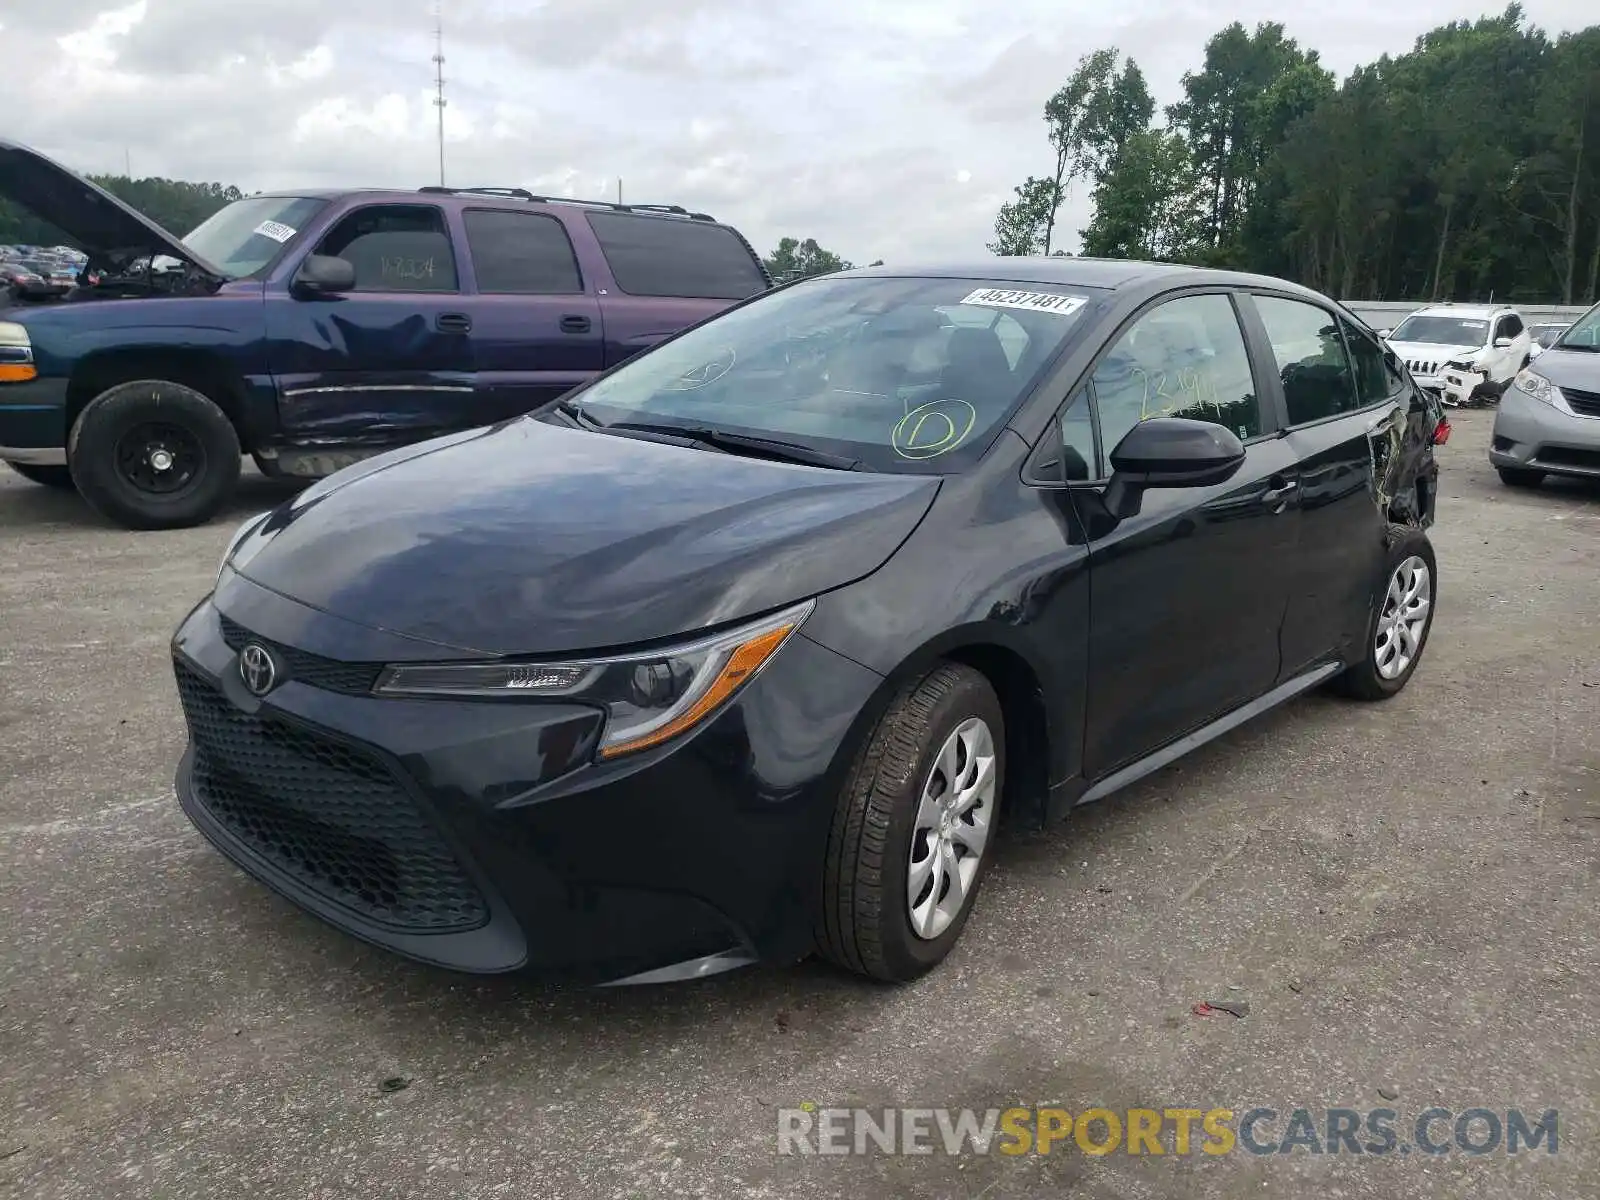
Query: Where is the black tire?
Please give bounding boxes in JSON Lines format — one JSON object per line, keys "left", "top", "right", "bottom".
{"left": 1331, "top": 524, "right": 1437, "bottom": 701}
{"left": 7, "top": 461, "right": 75, "bottom": 489}
{"left": 67, "top": 379, "right": 241, "bottom": 530}
{"left": 1497, "top": 466, "right": 1544, "bottom": 488}
{"left": 816, "top": 662, "right": 1005, "bottom": 982}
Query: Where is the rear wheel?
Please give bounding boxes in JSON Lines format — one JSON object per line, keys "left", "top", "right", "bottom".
{"left": 67, "top": 379, "right": 241, "bottom": 530}
{"left": 816, "top": 663, "right": 1005, "bottom": 982}
{"left": 1497, "top": 466, "right": 1544, "bottom": 489}
{"left": 1332, "top": 525, "right": 1437, "bottom": 701}
{"left": 7, "top": 461, "right": 75, "bottom": 489}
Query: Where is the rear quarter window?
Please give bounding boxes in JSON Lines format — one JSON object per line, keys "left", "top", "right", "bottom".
{"left": 585, "top": 211, "right": 767, "bottom": 300}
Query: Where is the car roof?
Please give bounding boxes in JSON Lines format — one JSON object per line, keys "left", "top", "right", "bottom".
{"left": 842, "top": 256, "right": 1341, "bottom": 301}
{"left": 248, "top": 187, "right": 736, "bottom": 227}
{"left": 1406, "top": 303, "right": 1510, "bottom": 320}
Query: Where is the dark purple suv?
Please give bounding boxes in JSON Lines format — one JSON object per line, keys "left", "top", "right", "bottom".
{"left": 0, "top": 140, "right": 770, "bottom": 529}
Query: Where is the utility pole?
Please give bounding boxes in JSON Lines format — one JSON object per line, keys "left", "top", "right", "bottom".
{"left": 617, "top": 178, "right": 623, "bottom": 205}
{"left": 432, "top": 2, "right": 447, "bottom": 187}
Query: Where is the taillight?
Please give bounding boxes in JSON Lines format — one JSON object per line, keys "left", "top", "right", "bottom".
{"left": 1432, "top": 420, "right": 1451, "bottom": 445}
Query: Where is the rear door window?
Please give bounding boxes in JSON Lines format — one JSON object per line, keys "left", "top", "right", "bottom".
{"left": 463, "top": 209, "right": 582, "bottom": 294}
{"left": 1340, "top": 316, "right": 1403, "bottom": 406}
{"left": 1253, "top": 296, "right": 1360, "bottom": 425}
{"left": 585, "top": 211, "right": 767, "bottom": 300}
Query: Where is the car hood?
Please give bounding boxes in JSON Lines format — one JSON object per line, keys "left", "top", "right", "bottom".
{"left": 232, "top": 418, "right": 941, "bottom": 656}
{"left": 1387, "top": 340, "right": 1483, "bottom": 366}
{"left": 1530, "top": 346, "right": 1600, "bottom": 391}
{"left": 0, "top": 140, "right": 223, "bottom": 277}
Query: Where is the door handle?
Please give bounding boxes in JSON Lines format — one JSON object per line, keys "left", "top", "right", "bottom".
{"left": 1261, "top": 479, "right": 1299, "bottom": 507}
{"left": 436, "top": 313, "right": 471, "bottom": 333}
{"left": 560, "top": 314, "right": 592, "bottom": 334}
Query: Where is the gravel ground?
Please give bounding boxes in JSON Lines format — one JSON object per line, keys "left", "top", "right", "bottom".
{"left": 1, "top": 410, "right": 1596, "bottom": 1199}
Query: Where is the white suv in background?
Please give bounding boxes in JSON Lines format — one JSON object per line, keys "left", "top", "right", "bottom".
{"left": 1380, "top": 304, "right": 1534, "bottom": 407}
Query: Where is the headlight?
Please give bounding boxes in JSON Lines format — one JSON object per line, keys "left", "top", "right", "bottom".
{"left": 374, "top": 599, "right": 815, "bottom": 760}
{"left": 1512, "top": 368, "right": 1562, "bottom": 407}
{"left": 0, "top": 321, "right": 35, "bottom": 382}
{"left": 216, "top": 510, "right": 271, "bottom": 583}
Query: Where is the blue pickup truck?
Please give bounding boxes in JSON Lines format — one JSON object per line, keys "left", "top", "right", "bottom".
{"left": 0, "top": 141, "right": 770, "bottom": 529}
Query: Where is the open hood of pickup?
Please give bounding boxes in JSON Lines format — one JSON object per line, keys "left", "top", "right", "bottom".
{"left": 0, "top": 140, "right": 225, "bottom": 278}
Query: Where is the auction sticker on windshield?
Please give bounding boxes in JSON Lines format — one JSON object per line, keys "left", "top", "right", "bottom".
{"left": 961, "top": 288, "right": 1086, "bottom": 316}
{"left": 253, "top": 220, "right": 298, "bottom": 244}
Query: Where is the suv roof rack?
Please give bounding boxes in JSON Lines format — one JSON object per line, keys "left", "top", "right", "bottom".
{"left": 417, "top": 186, "right": 717, "bottom": 222}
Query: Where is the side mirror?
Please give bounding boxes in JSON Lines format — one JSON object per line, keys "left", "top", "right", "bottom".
{"left": 1376, "top": 329, "right": 1392, "bottom": 340}
{"left": 291, "top": 254, "right": 356, "bottom": 297}
{"left": 1102, "top": 417, "right": 1247, "bottom": 520}
{"left": 1493, "top": 336, "right": 1514, "bottom": 349}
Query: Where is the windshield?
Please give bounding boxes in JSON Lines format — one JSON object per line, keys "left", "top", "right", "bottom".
{"left": 1390, "top": 314, "right": 1489, "bottom": 346}
{"left": 563, "top": 275, "right": 1100, "bottom": 473}
{"left": 1556, "top": 304, "right": 1600, "bottom": 349}
{"left": 181, "top": 196, "right": 328, "bottom": 277}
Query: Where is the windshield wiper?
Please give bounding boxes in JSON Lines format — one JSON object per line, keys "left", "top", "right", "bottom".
{"left": 1554, "top": 342, "right": 1598, "bottom": 352}
{"left": 603, "top": 421, "right": 859, "bottom": 470}
{"left": 555, "top": 398, "right": 603, "bottom": 428}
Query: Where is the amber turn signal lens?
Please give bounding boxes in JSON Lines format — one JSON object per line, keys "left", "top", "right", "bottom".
{"left": 0, "top": 364, "right": 37, "bottom": 382}
{"left": 597, "top": 622, "right": 797, "bottom": 759}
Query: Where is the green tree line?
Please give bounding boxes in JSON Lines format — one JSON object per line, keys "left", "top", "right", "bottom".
{"left": 0, "top": 176, "right": 243, "bottom": 245}
{"left": 992, "top": 4, "right": 1600, "bottom": 305}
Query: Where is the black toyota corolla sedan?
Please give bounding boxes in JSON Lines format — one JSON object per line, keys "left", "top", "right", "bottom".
{"left": 172, "top": 259, "right": 1443, "bottom": 985}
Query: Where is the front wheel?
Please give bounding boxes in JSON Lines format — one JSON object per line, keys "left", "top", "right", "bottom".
{"left": 816, "top": 663, "right": 1005, "bottom": 982}
{"left": 1332, "top": 525, "right": 1437, "bottom": 701}
{"left": 67, "top": 379, "right": 241, "bottom": 530}
{"left": 7, "top": 461, "right": 75, "bottom": 489}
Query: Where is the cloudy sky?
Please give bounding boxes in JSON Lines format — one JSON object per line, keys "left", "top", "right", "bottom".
{"left": 0, "top": 0, "right": 1593, "bottom": 263}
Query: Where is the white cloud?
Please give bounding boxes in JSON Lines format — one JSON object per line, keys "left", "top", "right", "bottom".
{"left": 2, "top": 0, "right": 1596, "bottom": 260}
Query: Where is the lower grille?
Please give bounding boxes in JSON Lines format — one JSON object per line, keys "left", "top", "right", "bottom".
{"left": 1564, "top": 388, "right": 1600, "bottom": 418}
{"left": 1536, "top": 446, "right": 1600, "bottom": 470}
{"left": 175, "top": 660, "right": 487, "bottom": 932}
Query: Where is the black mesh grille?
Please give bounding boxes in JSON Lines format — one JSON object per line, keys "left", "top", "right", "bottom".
{"left": 175, "top": 660, "right": 487, "bottom": 932}
{"left": 1564, "top": 388, "right": 1600, "bottom": 418}
{"left": 218, "top": 614, "right": 383, "bottom": 696}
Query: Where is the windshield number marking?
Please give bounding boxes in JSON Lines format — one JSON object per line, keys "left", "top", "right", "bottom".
{"left": 960, "top": 288, "right": 1085, "bottom": 316}
{"left": 253, "top": 220, "right": 298, "bottom": 244}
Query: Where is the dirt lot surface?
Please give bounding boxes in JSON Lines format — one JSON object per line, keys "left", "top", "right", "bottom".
{"left": 2, "top": 410, "right": 1596, "bottom": 1198}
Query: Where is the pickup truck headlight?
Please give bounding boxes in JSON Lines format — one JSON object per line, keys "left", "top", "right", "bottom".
{"left": 0, "top": 321, "right": 36, "bottom": 382}
{"left": 1512, "top": 368, "right": 1563, "bottom": 407}
{"left": 375, "top": 599, "right": 815, "bottom": 759}
{"left": 216, "top": 510, "right": 272, "bottom": 583}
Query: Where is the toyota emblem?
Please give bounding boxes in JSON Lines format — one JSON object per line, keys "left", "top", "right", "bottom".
{"left": 239, "top": 643, "right": 278, "bottom": 696}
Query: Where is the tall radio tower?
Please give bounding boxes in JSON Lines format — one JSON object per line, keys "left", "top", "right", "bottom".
{"left": 432, "top": 3, "right": 447, "bottom": 186}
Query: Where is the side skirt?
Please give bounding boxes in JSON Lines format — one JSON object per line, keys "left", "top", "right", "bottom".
{"left": 1044, "top": 660, "right": 1346, "bottom": 823}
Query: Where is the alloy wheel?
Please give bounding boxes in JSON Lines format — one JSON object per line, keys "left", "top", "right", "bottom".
{"left": 907, "top": 716, "right": 998, "bottom": 940}
{"left": 1375, "top": 555, "right": 1432, "bottom": 680}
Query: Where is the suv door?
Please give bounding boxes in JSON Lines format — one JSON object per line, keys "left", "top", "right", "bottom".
{"left": 452, "top": 206, "right": 605, "bottom": 420}
{"left": 1241, "top": 294, "right": 1400, "bottom": 677}
{"left": 1491, "top": 312, "right": 1528, "bottom": 381}
{"left": 265, "top": 202, "right": 478, "bottom": 444}
{"left": 581, "top": 210, "right": 768, "bottom": 367}
{"left": 1065, "top": 291, "right": 1299, "bottom": 778}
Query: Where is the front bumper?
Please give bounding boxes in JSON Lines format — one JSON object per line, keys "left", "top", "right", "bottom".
{"left": 0, "top": 374, "right": 70, "bottom": 462}
{"left": 1489, "top": 386, "right": 1600, "bottom": 479}
{"left": 169, "top": 576, "right": 884, "bottom": 983}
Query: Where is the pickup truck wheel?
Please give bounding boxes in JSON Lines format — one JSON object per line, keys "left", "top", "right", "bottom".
{"left": 7, "top": 462, "right": 76, "bottom": 489}
{"left": 68, "top": 379, "right": 241, "bottom": 530}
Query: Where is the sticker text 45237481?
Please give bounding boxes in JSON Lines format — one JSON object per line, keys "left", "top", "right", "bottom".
{"left": 960, "top": 288, "right": 1087, "bottom": 316}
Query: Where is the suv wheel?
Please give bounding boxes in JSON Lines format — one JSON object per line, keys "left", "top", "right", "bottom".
{"left": 1497, "top": 466, "right": 1544, "bottom": 488}
{"left": 67, "top": 379, "right": 241, "bottom": 530}
{"left": 7, "top": 461, "right": 75, "bottom": 489}
{"left": 816, "top": 663, "right": 1005, "bottom": 982}
{"left": 1332, "top": 525, "right": 1437, "bottom": 701}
